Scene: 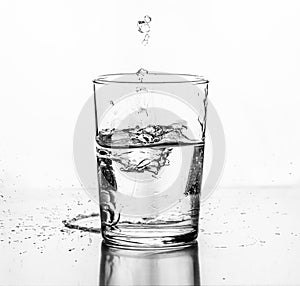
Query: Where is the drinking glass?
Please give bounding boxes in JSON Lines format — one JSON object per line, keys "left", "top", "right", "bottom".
{"left": 93, "top": 71, "right": 208, "bottom": 248}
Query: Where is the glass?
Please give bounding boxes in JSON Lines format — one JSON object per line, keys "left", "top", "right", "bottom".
{"left": 93, "top": 71, "right": 208, "bottom": 248}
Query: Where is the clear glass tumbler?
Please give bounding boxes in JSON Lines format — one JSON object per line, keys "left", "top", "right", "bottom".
{"left": 93, "top": 71, "right": 208, "bottom": 248}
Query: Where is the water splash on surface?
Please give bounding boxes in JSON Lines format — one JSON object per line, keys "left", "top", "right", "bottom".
{"left": 98, "top": 147, "right": 172, "bottom": 176}
{"left": 62, "top": 213, "right": 101, "bottom": 233}
{"left": 136, "top": 68, "right": 149, "bottom": 82}
{"left": 96, "top": 121, "right": 195, "bottom": 148}
{"left": 136, "top": 68, "right": 148, "bottom": 77}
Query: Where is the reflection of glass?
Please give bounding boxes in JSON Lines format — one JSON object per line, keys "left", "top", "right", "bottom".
{"left": 93, "top": 71, "right": 208, "bottom": 248}
{"left": 99, "top": 241, "right": 201, "bottom": 286}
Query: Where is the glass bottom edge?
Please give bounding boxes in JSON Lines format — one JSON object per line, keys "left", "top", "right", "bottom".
{"left": 102, "top": 230, "right": 198, "bottom": 250}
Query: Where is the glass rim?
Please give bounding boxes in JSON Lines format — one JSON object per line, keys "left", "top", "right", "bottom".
{"left": 93, "top": 72, "right": 209, "bottom": 85}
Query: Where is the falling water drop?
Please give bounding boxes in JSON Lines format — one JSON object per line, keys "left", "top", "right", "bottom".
{"left": 137, "top": 21, "right": 150, "bottom": 34}
{"left": 137, "top": 15, "right": 152, "bottom": 45}
{"left": 142, "top": 34, "right": 150, "bottom": 46}
{"left": 144, "top": 15, "right": 152, "bottom": 23}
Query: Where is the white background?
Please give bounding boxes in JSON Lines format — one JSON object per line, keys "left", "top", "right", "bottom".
{"left": 0, "top": 0, "right": 300, "bottom": 193}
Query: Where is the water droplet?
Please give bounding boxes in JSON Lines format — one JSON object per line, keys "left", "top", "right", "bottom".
{"left": 142, "top": 34, "right": 150, "bottom": 46}
{"left": 137, "top": 15, "right": 152, "bottom": 45}
{"left": 142, "top": 39, "right": 148, "bottom": 46}
{"left": 137, "top": 21, "right": 150, "bottom": 34}
{"left": 62, "top": 213, "right": 101, "bottom": 233}
{"left": 144, "top": 15, "right": 152, "bottom": 23}
{"left": 136, "top": 68, "right": 148, "bottom": 77}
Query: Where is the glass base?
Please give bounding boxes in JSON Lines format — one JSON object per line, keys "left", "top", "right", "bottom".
{"left": 102, "top": 225, "right": 198, "bottom": 249}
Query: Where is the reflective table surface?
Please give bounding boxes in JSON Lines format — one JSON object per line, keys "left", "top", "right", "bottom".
{"left": 1, "top": 187, "right": 300, "bottom": 285}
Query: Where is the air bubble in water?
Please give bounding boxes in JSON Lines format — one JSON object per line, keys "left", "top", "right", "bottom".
{"left": 136, "top": 86, "right": 148, "bottom": 93}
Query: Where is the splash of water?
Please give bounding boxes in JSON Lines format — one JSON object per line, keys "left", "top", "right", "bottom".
{"left": 136, "top": 68, "right": 148, "bottom": 77}
{"left": 96, "top": 121, "right": 194, "bottom": 148}
{"left": 96, "top": 122, "right": 198, "bottom": 182}
{"left": 98, "top": 147, "right": 172, "bottom": 176}
{"left": 137, "top": 21, "right": 150, "bottom": 34}
{"left": 137, "top": 15, "right": 152, "bottom": 33}
{"left": 136, "top": 68, "right": 149, "bottom": 82}
{"left": 62, "top": 213, "right": 101, "bottom": 233}
{"left": 137, "top": 15, "right": 152, "bottom": 46}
